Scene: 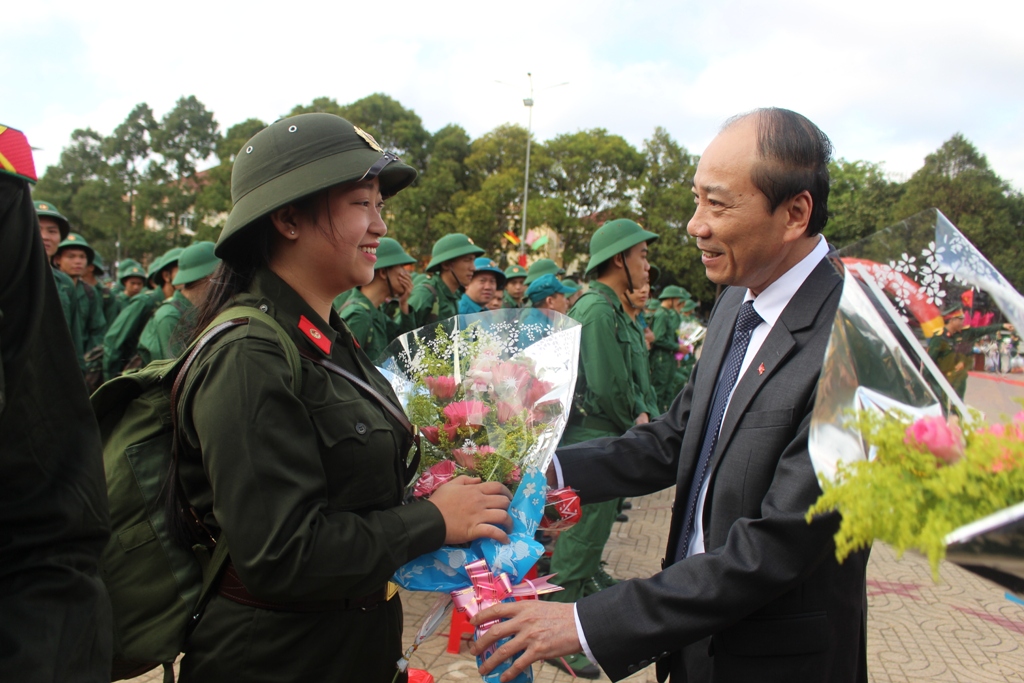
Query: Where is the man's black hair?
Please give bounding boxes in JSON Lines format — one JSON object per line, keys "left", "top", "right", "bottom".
{"left": 725, "top": 108, "right": 833, "bottom": 236}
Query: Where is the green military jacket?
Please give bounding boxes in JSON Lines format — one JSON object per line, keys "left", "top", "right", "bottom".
{"left": 136, "top": 289, "right": 192, "bottom": 365}
{"left": 65, "top": 279, "right": 106, "bottom": 371}
{"left": 337, "top": 288, "right": 414, "bottom": 363}
{"left": 623, "top": 313, "right": 660, "bottom": 418}
{"left": 52, "top": 267, "right": 75, "bottom": 328}
{"left": 100, "top": 284, "right": 120, "bottom": 331}
{"left": 650, "top": 305, "right": 681, "bottom": 411}
{"left": 503, "top": 291, "right": 526, "bottom": 309}
{"left": 102, "top": 288, "right": 163, "bottom": 379}
{"left": 407, "top": 274, "right": 461, "bottom": 327}
{"left": 563, "top": 281, "right": 645, "bottom": 443}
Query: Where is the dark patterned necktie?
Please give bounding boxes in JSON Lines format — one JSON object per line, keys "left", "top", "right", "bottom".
{"left": 675, "top": 300, "right": 763, "bottom": 562}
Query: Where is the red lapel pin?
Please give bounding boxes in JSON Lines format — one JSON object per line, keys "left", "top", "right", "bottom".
{"left": 299, "top": 315, "right": 332, "bottom": 355}
{"left": 758, "top": 363, "right": 765, "bottom": 375}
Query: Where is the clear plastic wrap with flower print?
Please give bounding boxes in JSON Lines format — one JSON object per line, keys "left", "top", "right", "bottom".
{"left": 806, "top": 208, "right": 1024, "bottom": 590}
{"left": 378, "top": 308, "right": 581, "bottom": 591}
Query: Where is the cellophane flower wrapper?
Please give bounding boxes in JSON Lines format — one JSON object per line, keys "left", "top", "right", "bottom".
{"left": 806, "top": 208, "right": 1024, "bottom": 589}
{"left": 379, "top": 309, "right": 580, "bottom": 681}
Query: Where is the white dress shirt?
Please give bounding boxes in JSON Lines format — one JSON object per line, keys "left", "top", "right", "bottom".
{"left": 572, "top": 235, "right": 829, "bottom": 666}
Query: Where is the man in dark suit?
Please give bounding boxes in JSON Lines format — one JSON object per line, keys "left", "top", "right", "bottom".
{"left": 471, "top": 108, "right": 869, "bottom": 683}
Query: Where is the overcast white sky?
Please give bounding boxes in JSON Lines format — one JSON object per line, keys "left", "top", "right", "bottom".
{"left": 7, "top": 0, "right": 1024, "bottom": 190}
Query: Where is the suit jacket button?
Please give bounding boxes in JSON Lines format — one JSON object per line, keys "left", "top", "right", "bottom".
{"left": 355, "top": 422, "right": 367, "bottom": 435}
{"left": 626, "top": 664, "right": 637, "bottom": 674}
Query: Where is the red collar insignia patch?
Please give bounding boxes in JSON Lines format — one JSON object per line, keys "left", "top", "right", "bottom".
{"left": 298, "top": 315, "right": 331, "bottom": 355}
{"left": 758, "top": 363, "right": 765, "bottom": 375}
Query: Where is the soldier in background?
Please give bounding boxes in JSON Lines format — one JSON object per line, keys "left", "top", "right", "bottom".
{"left": 458, "top": 257, "right": 505, "bottom": 314}
{"left": 137, "top": 241, "right": 220, "bottom": 364}
{"left": 52, "top": 233, "right": 106, "bottom": 376}
{"left": 107, "top": 258, "right": 147, "bottom": 322}
{"left": 407, "top": 233, "right": 482, "bottom": 325}
{"left": 339, "top": 237, "right": 417, "bottom": 361}
{"left": 102, "top": 247, "right": 182, "bottom": 379}
{"left": 34, "top": 200, "right": 75, "bottom": 326}
{"left": 928, "top": 306, "right": 1013, "bottom": 398}
{"left": 542, "top": 218, "right": 659, "bottom": 678}
{"left": 0, "top": 123, "right": 112, "bottom": 683}
{"left": 503, "top": 264, "right": 528, "bottom": 308}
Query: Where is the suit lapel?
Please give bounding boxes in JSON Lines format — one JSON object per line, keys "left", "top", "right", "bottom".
{"left": 706, "top": 258, "right": 842, "bottom": 484}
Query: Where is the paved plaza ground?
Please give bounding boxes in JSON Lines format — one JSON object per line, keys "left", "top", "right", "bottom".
{"left": 131, "top": 373, "right": 1024, "bottom": 682}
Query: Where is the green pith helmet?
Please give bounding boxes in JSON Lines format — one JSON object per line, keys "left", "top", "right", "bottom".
{"left": 425, "top": 233, "right": 484, "bottom": 272}
{"left": 680, "top": 298, "right": 698, "bottom": 314}
{"left": 173, "top": 241, "right": 221, "bottom": 285}
{"left": 92, "top": 250, "right": 107, "bottom": 276}
{"left": 649, "top": 264, "right": 661, "bottom": 286}
{"left": 34, "top": 200, "right": 71, "bottom": 240}
{"left": 117, "top": 259, "right": 146, "bottom": 284}
{"left": 524, "top": 258, "right": 565, "bottom": 285}
{"left": 646, "top": 298, "right": 661, "bottom": 311}
{"left": 659, "top": 284, "right": 686, "bottom": 300}
{"left": 472, "top": 257, "right": 506, "bottom": 288}
{"left": 217, "top": 113, "right": 418, "bottom": 259}
{"left": 374, "top": 237, "right": 417, "bottom": 270}
{"left": 147, "top": 247, "right": 185, "bottom": 284}
{"left": 55, "top": 232, "right": 95, "bottom": 263}
{"left": 504, "top": 264, "right": 528, "bottom": 280}
{"left": 584, "top": 219, "right": 659, "bottom": 276}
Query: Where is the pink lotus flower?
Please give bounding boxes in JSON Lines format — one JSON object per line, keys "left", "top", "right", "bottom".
{"left": 424, "top": 375, "right": 457, "bottom": 400}
{"left": 905, "top": 416, "right": 964, "bottom": 465}
{"left": 444, "top": 401, "right": 490, "bottom": 428}
{"left": 413, "top": 460, "right": 457, "bottom": 498}
{"left": 452, "top": 445, "right": 495, "bottom": 469}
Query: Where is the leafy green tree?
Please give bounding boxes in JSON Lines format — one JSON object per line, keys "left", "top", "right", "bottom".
{"left": 541, "top": 128, "right": 645, "bottom": 267}
{"left": 637, "top": 127, "right": 709, "bottom": 303}
{"left": 149, "top": 96, "right": 221, "bottom": 244}
{"left": 385, "top": 124, "right": 473, "bottom": 263}
{"left": 895, "top": 134, "right": 1023, "bottom": 290}
{"left": 452, "top": 124, "right": 557, "bottom": 258}
{"left": 824, "top": 159, "right": 903, "bottom": 249}
{"left": 194, "top": 117, "right": 267, "bottom": 236}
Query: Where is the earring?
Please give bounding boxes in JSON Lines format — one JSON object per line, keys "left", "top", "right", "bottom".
{"left": 290, "top": 231, "right": 296, "bottom": 235}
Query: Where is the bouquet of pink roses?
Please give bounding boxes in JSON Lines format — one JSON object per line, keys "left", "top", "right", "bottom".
{"left": 378, "top": 308, "right": 581, "bottom": 682}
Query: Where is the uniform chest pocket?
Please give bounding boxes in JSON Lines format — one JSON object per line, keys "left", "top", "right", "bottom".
{"left": 309, "top": 399, "right": 399, "bottom": 509}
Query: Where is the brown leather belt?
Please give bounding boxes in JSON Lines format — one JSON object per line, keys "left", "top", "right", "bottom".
{"left": 217, "top": 562, "right": 395, "bottom": 612}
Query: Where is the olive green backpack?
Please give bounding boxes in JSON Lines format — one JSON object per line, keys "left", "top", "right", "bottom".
{"left": 91, "top": 306, "right": 302, "bottom": 681}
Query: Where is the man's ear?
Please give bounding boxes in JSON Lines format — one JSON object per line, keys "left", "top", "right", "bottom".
{"left": 269, "top": 204, "right": 301, "bottom": 240}
{"left": 782, "top": 190, "right": 813, "bottom": 243}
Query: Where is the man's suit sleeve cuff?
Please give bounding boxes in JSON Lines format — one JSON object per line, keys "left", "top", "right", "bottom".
{"left": 574, "top": 602, "right": 598, "bottom": 664}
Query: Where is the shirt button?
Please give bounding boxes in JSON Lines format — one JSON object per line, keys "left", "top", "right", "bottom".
{"left": 355, "top": 422, "right": 367, "bottom": 435}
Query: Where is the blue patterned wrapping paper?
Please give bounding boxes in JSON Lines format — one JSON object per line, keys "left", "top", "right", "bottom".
{"left": 393, "top": 467, "right": 547, "bottom": 591}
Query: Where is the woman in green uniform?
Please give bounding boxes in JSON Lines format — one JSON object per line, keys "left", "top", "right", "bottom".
{"left": 175, "top": 113, "right": 512, "bottom": 683}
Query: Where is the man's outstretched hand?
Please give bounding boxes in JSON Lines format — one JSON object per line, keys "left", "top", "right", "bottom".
{"left": 469, "top": 600, "right": 584, "bottom": 682}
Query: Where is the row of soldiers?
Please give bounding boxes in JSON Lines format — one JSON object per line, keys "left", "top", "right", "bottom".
{"left": 34, "top": 200, "right": 221, "bottom": 391}
{"left": 332, "top": 231, "right": 701, "bottom": 412}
